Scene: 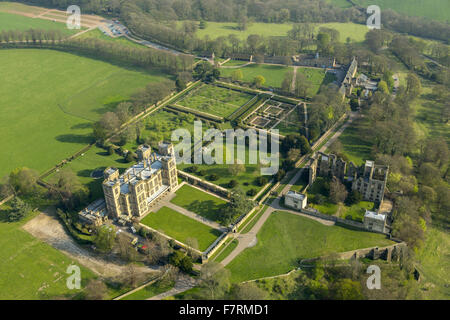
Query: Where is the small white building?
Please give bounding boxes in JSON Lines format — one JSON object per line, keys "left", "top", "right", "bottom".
{"left": 363, "top": 210, "right": 387, "bottom": 233}
{"left": 285, "top": 191, "right": 308, "bottom": 210}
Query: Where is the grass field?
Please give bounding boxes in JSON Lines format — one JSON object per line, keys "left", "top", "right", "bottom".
{"left": 220, "top": 64, "right": 293, "bottom": 88}
{"left": 333, "top": 115, "right": 373, "bottom": 166}
{"left": 0, "top": 2, "right": 47, "bottom": 14}
{"left": 44, "top": 145, "right": 131, "bottom": 200}
{"left": 140, "top": 206, "right": 222, "bottom": 251}
{"left": 178, "top": 143, "right": 275, "bottom": 195}
{"left": 183, "top": 21, "right": 368, "bottom": 43}
{"left": 0, "top": 207, "right": 96, "bottom": 299}
{"left": 0, "top": 49, "right": 168, "bottom": 178}
{"left": 0, "top": 11, "right": 79, "bottom": 36}
{"left": 120, "top": 280, "right": 175, "bottom": 300}
{"left": 227, "top": 211, "right": 394, "bottom": 282}
{"left": 177, "top": 84, "right": 254, "bottom": 118}
{"left": 170, "top": 184, "right": 228, "bottom": 223}
{"left": 76, "top": 28, "right": 144, "bottom": 48}
{"left": 354, "top": 0, "right": 450, "bottom": 23}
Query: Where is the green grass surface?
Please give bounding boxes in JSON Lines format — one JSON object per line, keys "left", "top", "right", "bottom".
{"left": 177, "top": 84, "right": 254, "bottom": 118}
{"left": 44, "top": 146, "right": 131, "bottom": 199}
{"left": 326, "top": 0, "right": 353, "bottom": 8}
{"left": 334, "top": 115, "right": 373, "bottom": 166}
{"left": 141, "top": 206, "right": 222, "bottom": 251}
{"left": 354, "top": 0, "right": 450, "bottom": 22}
{"left": 0, "top": 11, "right": 78, "bottom": 36}
{"left": 178, "top": 143, "right": 274, "bottom": 195}
{"left": 415, "top": 227, "right": 450, "bottom": 299}
{"left": 0, "top": 208, "right": 96, "bottom": 299}
{"left": 120, "top": 280, "right": 175, "bottom": 300}
{"left": 220, "top": 64, "right": 293, "bottom": 88}
{"left": 0, "top": 49, "right": 167, "bottom": 178}
{"left": 183, "top": 21, "right": 368, "bottom": 43}
{"left": 76, "top": 28, "right": 145, "bottom": 48}
{"left": 215, "top": 239, "right": 238, "bottom": 262}
{"left": 171, "top": 184, "right": 228, "bottom": 223}
{"left": 227, "top": 211, "right": 394, "bottom": 282}
{"left": 0, "top": 2, "right": 47, "bottom": 14}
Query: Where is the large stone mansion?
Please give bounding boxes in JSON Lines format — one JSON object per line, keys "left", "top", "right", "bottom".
{"left": 78, "top": 142, "right": 178, "bottom": 226}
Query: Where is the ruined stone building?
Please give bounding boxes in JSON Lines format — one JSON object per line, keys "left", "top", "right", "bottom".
{"left": 102, "top": 142, "right": 178, "bottom": 220}
{"left": 339, "top": 57, "right": 358, "bottom": 97}
{"left": 306, "top": 152, "right": 388, "bottom": 203}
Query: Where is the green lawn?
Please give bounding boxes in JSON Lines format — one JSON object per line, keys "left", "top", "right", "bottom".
{"left": 182, "top": 21, "right": 368, "bottom": 43}
{"left": 76, "top": 28, "right": 145, "bottom": 48}
{"left": 333, "top": 115, "right": 373, "bottom": 166}
{"left": 354, "top": 0, "right": 450, "bottom": 23}
{"left": 326, "top": 0, "right": 353, "bottom": 8}
{"left": 178, "top": 143, "right": 275, "bottom": 195}
{"left": 214, "top": 239, "right": 238, "bottom": 263}
{"left": 0, "top": 11, "right": 79, "bottom": 36}
{"left": 177, "top": 84, "right": 254, "bottom": 118}
{"left": 0, "top": 49, "right": 168, "bottom": 178}
{"left": 120, "top": 280, "right": 175, "bottom": 300}
{"left": 227, "top": 211, "right": 394, "bottom": 282}
{"left": 0, "top": 207, "right": 97, "bottom": 299}
{"left": 140, "top": 206, "right": 222, "bottom": 251}
{"left": 170, "top": 184, "right": 228, "bottom": 223}
{"left": 44, "top": 145, "right": 132, "bottom": 200}
{"left": 220, "top": 64, "right": 293, "bottom": 88}
{"left": 0, "top": 2, "right": 47, "bottom": 14}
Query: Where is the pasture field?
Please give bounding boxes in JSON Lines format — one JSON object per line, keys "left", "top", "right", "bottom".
{"left": 227, "top": 211, "right": 394, "bottom": 282}
{"left": 353, "top": 0, "right": 450, "bottom": 23}
{"left": 0, "top": 49, "right": 168, "bottom": 178}
{"left": 44, "top": 145, "right": 131, "bottom": 200}
{"left": 0, "top": 2, "right": 47, "bottom": 15}
{"left": 178, "top": 143, "right": 276, "bottom": 195}
{"left": 140, "top": 206, "right": 222, "bottom": 251}
{"left": 177, "top": 84, "right": 254, "bottom": 118}
{"left": 220, "top": 64, "right": 293, "bottom": 88}
{"left": 0, "top": 207, "right": 97, "bottom": 299}
{"left": 76, "top": 28, "right": 144, "bottom": 48}
{"left": 170, "top": 184, "right": 228, "bottom": 223}
{"left": 0, "top": 11, "right": 79, "bottom": 36}
{"left": 326, "top": 0, "right": 353, "bottom": 8}
{"left": 181, "top": 21, "right": 368, "bottom": 43}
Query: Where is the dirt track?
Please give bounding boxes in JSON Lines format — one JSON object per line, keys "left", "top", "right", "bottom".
{"left": 22, "top": 208, "right": 159, "bottom": 278}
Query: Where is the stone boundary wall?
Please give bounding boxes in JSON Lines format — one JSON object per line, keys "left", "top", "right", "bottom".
{"left": 177, "top": 170, "right": 230, "bottom": 199}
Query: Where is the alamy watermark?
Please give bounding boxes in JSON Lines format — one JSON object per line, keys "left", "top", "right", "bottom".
{"left": 66, "top": 5, "right": 81, "bottom": 30}
{"left": 66, "top": 265, "right": 81, "bottom": 289}
{"left": 171, "top": 121, "right": 280, "bottom": 175}
{"left": 366, "top": 265, "right": 381, "bottom": 289}
{"left": 366, "top": 5, "right": 381, "bottom": 29}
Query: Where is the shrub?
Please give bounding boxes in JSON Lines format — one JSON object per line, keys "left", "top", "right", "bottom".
{"left": 246, "top": 189, "right": 257, "bottom": 196}
{"left": 255, "top": 176, "right": 268, "bottom": 187}
{"left": 208, "top": 174, "right": 219, "bottom": 181}
{"left": 228, "top": 180, "right": 238, "bottom": 188}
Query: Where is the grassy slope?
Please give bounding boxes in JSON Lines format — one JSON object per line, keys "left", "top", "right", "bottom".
{"left": 120, "top": 280, "right": 175, "bottom": 300}
{"left": 221, "top": 64, "right": 293, "bottom": 88}
{"left": 141, "top": 206, "right": 222, "bottom": 251}
{"left": 354, "top": 0, "right": 450, "bottom": 22}
{"left": 75, "top": 28, "right": 145, "bottom": 48}
{"left": 0, "top": 49, "right": 167, "bottom": 178}
{"left": 0, "top": 208, "right": 96, "bottom": 299}
{"left": 227, "top": 211, "right": 393, "bottom": 282}
{"left": 177, "top": 143, "right": 271, "bottom": 195}
{"left": 170, "top": 184, "right": 228, "bottom": 223}
{"left": 0, "top": 11, "right": 78, "bottom": 36}
{"left": 188, "top": 21, "right": 368, "bottom": 43}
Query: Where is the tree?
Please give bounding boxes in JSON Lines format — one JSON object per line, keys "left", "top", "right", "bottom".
{"left": 329, "top": 177, "right": 348, "bottom": 204}
{"left": 93, "top": 225, "right": 116, "bottom": 253}
{"left": 120, "top": 264, "right": 146, "bottom": 289}
{"left": 231, "top": 69, "right": 243, "bottom": 81}
{"left": 84, "top": 279, "right": 108, "bottom": 300}
{"left": 55, "top": 169, "right": 89, "bottom": 211}
{"left": 221, "top": 187, "right": 254, "bottom": 225}
{"left": 378, "top": 80, "right": 389, "bottom": 94}
{"left": 228, "top": 163, "right": 246, "bottom": 176}
{"left": 8, "top": 167, "right": 40, "bottom": 196}
{"left": 345, "top": 190, "right": 362, "bottom": 206}
{"left": 169, "top": 250, "right": 193, "bottom": 273}
{"left": 7, "top": 197, "right": 31, "bottom": 222}
{"left": 405, "top": 73, "right": 421, "bottom": 101}
{"left": 93, "top": 112, "right": 120, "bottom": 141}
{"left": 253, "top": 75, "right": 265, "bottom": 87}
{"left": 196, "top": 262, "right": 230, "bottom": 300}
{"left": 228, "top": 282, "right": 267, "bottom": 300}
